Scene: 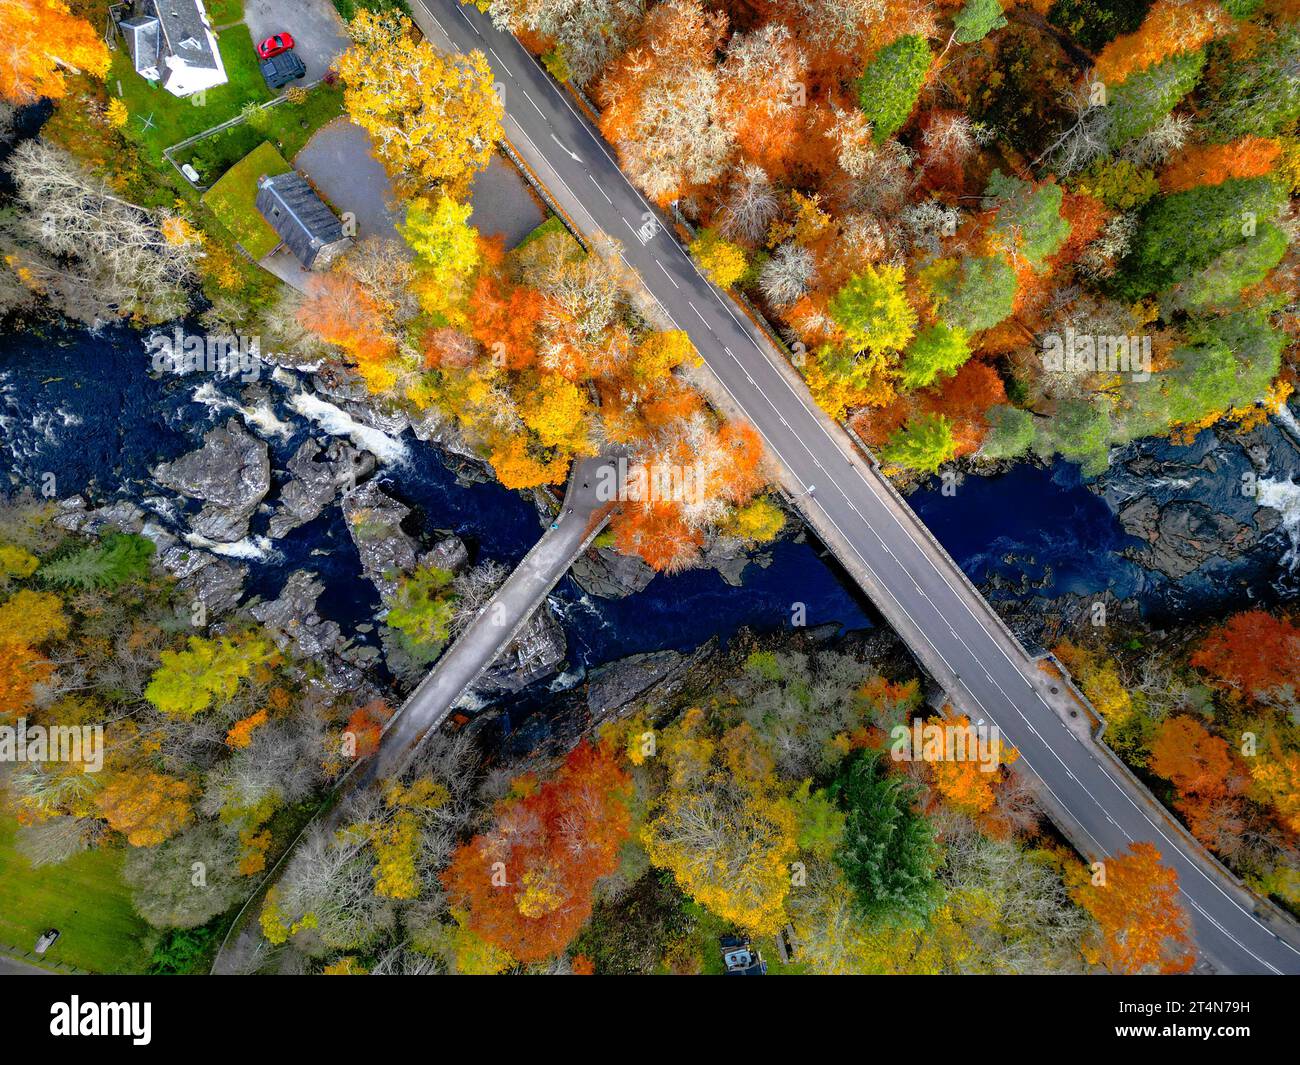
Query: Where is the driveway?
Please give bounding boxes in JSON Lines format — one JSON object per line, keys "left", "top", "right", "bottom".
{"left": 243, "top": 0, "right": 350, "bottom": 85}
{"left": 294, "top": 118, "right": 404, "bottom": 242}
{"left": 470, "top": 156, "right": 547, "bottom": 249}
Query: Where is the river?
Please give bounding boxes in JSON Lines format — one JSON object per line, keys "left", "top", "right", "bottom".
{"left": 3, "top": 318, "right": 1298, "bottom": 704}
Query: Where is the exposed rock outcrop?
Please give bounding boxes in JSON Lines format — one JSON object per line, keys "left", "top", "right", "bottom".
{"left": 157, "top": 545, "right": 248, "bottom": 616}
{"left": 570, "top": 543, "right": 656, "bottom": 599}
{"left": 340, "top": 480, "right": 418, "bottom": 601}
{"left": 250, "top": 570, "right": 343, "bottom": 659}
{"left": 268, "top": 438, "right": 375, "bottom": 539}
{"left": 472, "top": 606, "right": 567, "bottom": 697}
{"left": 152, "top": 418, "right": 270, "bottom": 543}
{"left": 1118, "top": 496, "right": 1259, "bottom": 579}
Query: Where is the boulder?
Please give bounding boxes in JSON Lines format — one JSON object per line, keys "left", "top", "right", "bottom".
{"left": 571, "top": 544, "right": 655, "bottom": 599}
{"left": 158, "top": 545, "right": 248, "bottom": 616}
{"left": 250, "top": 570, "right": 343, "bottom": 659}
{"left": 268, "top": 438, "right": 375, "bottom": 539}
{"left": 472, "top": 606, "right": 567, "bottom": 696}
{"left": 1118, "top": 496, "right": 1258, "bottom": 579}
{"left": 153, "top": 418, "right": 271, "bottom": 543}
{"left": 340, "top": 480, "right": 418, "bottom": 601}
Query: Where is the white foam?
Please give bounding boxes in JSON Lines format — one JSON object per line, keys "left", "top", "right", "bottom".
{"left": 1274, "top": 403, "right": 1300, "bottom": 449}
{"left": 288, "top": 391, "right": 407, "bottom": 464}
{"left": 182, "top": 532, "right": 280, "bottom": 562}
{"left": 190, "top": 383, "right": 294, "bottom": 441}
{"left": 1258, "top": 477, "right": 1300, "bottom": 570}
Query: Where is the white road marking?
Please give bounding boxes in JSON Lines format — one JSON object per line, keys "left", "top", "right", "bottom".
{"left": 454, "top": 4, "right": 480, "bottom": 35}
{"left": 587, "top": 173, "right": 613, "bottom": 204}
{"left": 450, "top": 0, "right": 1298, "bottom": 972}
{"left": 520, "top": 88, "right": 545, "bottom": 118}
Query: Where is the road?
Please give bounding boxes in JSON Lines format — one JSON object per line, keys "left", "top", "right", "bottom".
{"left": 363, "top": 455, "right": 614, "bottom": 781}
{"left": 413, "top": 0, "right": 1300, "bottom": 974}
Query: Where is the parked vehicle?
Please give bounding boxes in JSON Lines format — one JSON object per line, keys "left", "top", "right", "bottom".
{"left": 256, "top": 33, "right": 295, "bottom": 59}
{"left": 260, "top": 51, "right": 306, "bottom": 90}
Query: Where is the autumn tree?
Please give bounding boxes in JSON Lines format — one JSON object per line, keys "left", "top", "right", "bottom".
{"left": 595, "top": 0, "right": 734, "bottom": 204}
{"left": 881, "top": 413, "right": 957, "bottom": 474}
{"left": 641, "top": 714, "right": 798, "bottom": 933}
{"left": 690, "top": 228, "right": 748, "bottom": 289}
{"left": 829, "top": 264, "right": 917, "bottom": 354}
{"left": 96, "top": 770, "right": 195, "bottom": 847}
{"left": 1191, "top": 611, "right": 1300, "bottom": 705}
{"left": 1093, "top": 0, "right": 1232, "bottom": 87}
{"left": 1159, "top": 137, "right": 1282, "bottom": 194}
{"left": 297, "top": 273, "right": 399, "bottom": 393}
{"left": 1071, "top": 842, "right": 1195, "bottom": 974}
{"left": 401, "top": 193, "right": 481, "bottom": 319}
{"left": 926, "top": 712, "right": 1020, "bottom": 815}
{"left": 337, "top": 11, "right": 502, "bottom": 199}
{"left": 144, "top": 634, "right": 276, "bottom": 719}
{"left": 443, "top": 742, "right": 632, "bottom": 962}
{"left": 0, "top": 0, "right": 110, "bottom": 104}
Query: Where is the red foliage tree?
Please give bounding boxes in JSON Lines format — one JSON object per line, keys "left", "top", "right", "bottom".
{"left": 1191, "top": 611, "right": 1300, "bottom": 703}
{"left": 442, "top": 742, "right": 632, "bottom": 963}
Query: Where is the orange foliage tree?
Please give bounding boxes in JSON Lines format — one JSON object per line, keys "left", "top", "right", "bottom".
{"left": 297, "top": 274, "right": 398, "bottom": 389}
{"left": 442, "top": 741, "right": 632, "bottom": 963}
{"left": 344, "top": 699, "right": 392, "bottom": 761}
{"left": 925, "top": 710, "right": 1019, "bottom": 815}
{"left": 1093, "top": 0, "right": 1233, "bottom": 87}
{"left": 1071, "top": 841, "right": 1195, "bottom": 974}
{"left": 1159, "top": 137, "right": 1283, "bottom": 194}
{"left": 1191, "top": 610, "right": 1300, "bottom": 704}
{"left": 0, "top": 639, "right": 54, "bottom": 718}
{"left": 95, "top": 770, "right": 195, "bottom": 847}
{"left": 0, "top": 0, "right": 110, "bottom": 104}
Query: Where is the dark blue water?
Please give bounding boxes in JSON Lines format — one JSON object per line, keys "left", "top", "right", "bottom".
{"left": 5, "top": 319, "right": 1294, "bottom": 680}
{"left": 0, "top": 320, "right": 875, "bottom": 668}
{"left": 910, "top": 461, "right": 1145, "bottom": 601}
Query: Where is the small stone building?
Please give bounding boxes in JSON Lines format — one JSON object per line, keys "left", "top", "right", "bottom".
{"left": 255, "top": 173, "right": 353, "bottom": 271}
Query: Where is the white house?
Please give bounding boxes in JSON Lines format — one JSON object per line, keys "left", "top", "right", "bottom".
{"left": 120, "top": 0, "right": 228, "bottom": 99}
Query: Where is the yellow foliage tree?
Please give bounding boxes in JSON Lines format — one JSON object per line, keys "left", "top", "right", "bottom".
{"left": 519, "top": 374, "right": 595, "bottom": 454}
{"left": 336, "top": 11, "right": 502, "bottom": 199}
{"left": 0, "top": 0, "right": 110, "bottom": 104}
{"left": 642, "top": 714, "right": 797, "bottom": 934}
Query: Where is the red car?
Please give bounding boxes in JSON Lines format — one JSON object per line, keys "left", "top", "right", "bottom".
{"left": 256, "top": 33, "right": 295, "bottom": 59}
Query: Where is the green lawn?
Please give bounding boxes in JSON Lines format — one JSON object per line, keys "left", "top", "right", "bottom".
{"left": 183, "top": 82, "right": 345, "bottom": 183}
{"left": 202, "top": 141, "right": 292, "bottom": 258}
{"left": 112, "top": 24, "right": 271, "bottom": 162}
{"left": 0, "top": 818, "right": 152, "bottom": 974}
{"left": 205, "top": 0, "right": 246, "bottom": 25}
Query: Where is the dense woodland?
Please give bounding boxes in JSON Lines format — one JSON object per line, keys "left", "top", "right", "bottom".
{"left": 0, "top": 0, "right": 1297, "bottom": 974}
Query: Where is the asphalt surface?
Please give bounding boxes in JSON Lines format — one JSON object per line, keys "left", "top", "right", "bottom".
{"left": 364, "top": 455, "right": 614, "bottom": 782}
{"left": 414, "top": 0, "right": 1300, "bottom": 975}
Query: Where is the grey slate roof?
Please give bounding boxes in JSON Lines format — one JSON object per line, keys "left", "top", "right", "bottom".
{"left": 120, "top": 15, "right": 162, "bottom": 77}
{"left": 255, "top": 173, "right": 350, "bottom": 269}
{"left": 146, "top": 0, "right": 221, "bottom": 74}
